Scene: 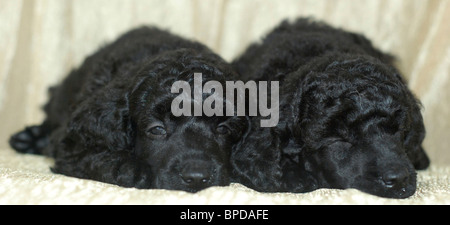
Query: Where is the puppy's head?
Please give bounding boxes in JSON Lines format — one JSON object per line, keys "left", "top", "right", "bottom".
{"left": 291, "top": 54, "right": 429, "bottom": 198}
{"left": 129, "top": 49, "right": 249, "bottom": 192}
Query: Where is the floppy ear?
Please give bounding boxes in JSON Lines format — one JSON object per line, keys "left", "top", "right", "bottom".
{"left": 409, "top": 145, "right": 430, "bottom": 170}
{"left": 66, "top": 84, "right": 133, "bottom": 152}
{"left": 231, "top": 117, "right": 282, "bottom": 192}
{"left": 404, "top": 101, "right": 430, "bottom": 170}
{"left": 48, "top": 80, "right": 155, "bottom": 188}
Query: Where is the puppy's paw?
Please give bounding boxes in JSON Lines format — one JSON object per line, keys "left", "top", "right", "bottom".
{"left": 116, "top": 161, "right": 153, "bottom": 189}
{"left": 9, "top": 126, "right": 48, "bottom": 154}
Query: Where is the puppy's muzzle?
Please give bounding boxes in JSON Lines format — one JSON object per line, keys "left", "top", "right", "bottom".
{"left": 381, "top": 167, "right": 409, "bottom": 188}
{"left": 178, "top": 159, "right": 220, "bottom": 192}
{"left": 376, "top": 164, "right": 416, "bottom": 198}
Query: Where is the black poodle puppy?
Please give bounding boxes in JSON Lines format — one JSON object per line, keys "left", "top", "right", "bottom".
{"left": 232, "top": 18, "right": 430, "bottom": 198}
{"left": 9, "top": 27, "right": 249, "bottom": 192}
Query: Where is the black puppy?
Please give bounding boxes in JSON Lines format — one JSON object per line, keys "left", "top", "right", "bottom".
{"left": 10, "top": 27, "right": 249, "bottom": 192}
{"left": 232, "top": 18, "right": 430, "bottom": 198}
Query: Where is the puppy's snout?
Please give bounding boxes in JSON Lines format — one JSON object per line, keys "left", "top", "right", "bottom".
{"left": 179, "top": 160, "right": 215, "bottom": 190}
{"left": 381, "top": 168, "right": 409, "bottom": 188}
{"left": 181, "top": 167, "right": 211, "bottom": 184}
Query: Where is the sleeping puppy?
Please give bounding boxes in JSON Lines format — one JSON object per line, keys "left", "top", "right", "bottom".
{"left": 9, "top": 27, "right": 249, "bottom": 193}
{"left": 232, "top": 18, "right": 430, "bottom": 198}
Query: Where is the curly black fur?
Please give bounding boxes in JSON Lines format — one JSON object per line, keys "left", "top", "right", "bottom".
{"left": 9, "top": 27, "right": 250, "bottom": 192}
{"left": 232, "top": 18, "right": 430, "bottom": 198}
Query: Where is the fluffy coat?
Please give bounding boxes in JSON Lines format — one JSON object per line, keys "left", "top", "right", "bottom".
{"left": 231, "top": 18, "right": 430, "bottom": 198}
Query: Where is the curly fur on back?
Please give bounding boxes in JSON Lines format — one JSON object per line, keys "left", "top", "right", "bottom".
{"left": 232, "top": 18, "right": 430, "bottom": 198}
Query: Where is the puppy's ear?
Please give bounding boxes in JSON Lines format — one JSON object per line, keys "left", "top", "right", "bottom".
{"left": 405, "top": 124, "right": 430, "bottom": 170}
{"left": 231, "top": 117, "right": 282, "bottom": 192}
{"left": 409, "top": 146, "right": 430, "bottom": 170}
{"left": 66, "top": 85, "right": 133, "bottom": 152}
{"left": 404, "top": 100, "right": 430, "bottom": 170}
{"left": 232, "top": 115, "right": 252, "bottom": 148}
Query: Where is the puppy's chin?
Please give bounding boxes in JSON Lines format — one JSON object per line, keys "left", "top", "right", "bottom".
{"left": 154, "top": 178, "right": 230, "bottom": 193}
{"left": 153, "top": 169, "right": 231, "bottom": 193}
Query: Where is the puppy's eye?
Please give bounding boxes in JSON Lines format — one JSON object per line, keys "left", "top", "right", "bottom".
{"left": 216, "top": 124, "right": 230, "bottom": 135}
{"left": 146, "top": 126, "right": 167, "bottom": 137}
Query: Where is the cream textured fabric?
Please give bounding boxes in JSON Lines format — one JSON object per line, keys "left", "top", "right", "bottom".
{"left": 1, "top": 150, "right": 449, "bottom": 204}
{"left": 0, "top": 0, "right": 449, "bottom": 204}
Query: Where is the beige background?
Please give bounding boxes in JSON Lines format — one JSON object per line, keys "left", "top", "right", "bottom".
{"left": 0, "top": 0, "right": 449, "bottom": 204}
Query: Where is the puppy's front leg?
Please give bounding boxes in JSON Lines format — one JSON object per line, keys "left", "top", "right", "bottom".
{"left": 281, "top": 160, "right": 318, "bottom": 193}
{"left": 52, "top": 150, "right": 153, "bottom": 189}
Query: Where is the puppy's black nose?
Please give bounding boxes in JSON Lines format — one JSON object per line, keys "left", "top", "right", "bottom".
{"left": 180, "top": 163, "right": 213, "bottom": 189}
{"left": 181, "top": 171, "right": 211, "bottom": 184}
{"left": 382, "top": 169, "right": 408, "bottom": 188}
